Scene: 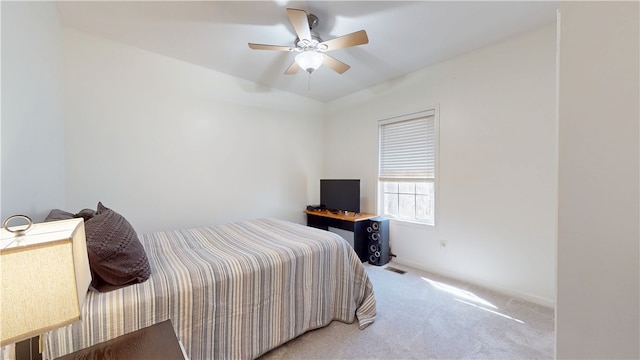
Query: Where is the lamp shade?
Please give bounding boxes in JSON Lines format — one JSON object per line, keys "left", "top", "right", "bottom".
{"left": 295, "top": 51, "right": 324, "bottom": 73}
{"left": 0, "top": 218, "right": 92, "bottom": 346}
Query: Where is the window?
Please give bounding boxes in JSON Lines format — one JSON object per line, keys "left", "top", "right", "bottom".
{"left": 378, "top": 109, "right": 437, "bottom": 225}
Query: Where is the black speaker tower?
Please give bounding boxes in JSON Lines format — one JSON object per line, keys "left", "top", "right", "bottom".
{"left": 366, "top": 217, "right": 389, "bottom": 266}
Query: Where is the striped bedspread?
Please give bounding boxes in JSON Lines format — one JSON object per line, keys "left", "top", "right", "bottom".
{"left": 43, "top": 218, "right": 376, "bottom": 359}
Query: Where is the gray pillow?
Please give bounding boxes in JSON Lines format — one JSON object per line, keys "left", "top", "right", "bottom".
{"left": 75, "top": 208, "right": 96, "bottom": 222}
{"left": 44, "top": 209, "right": 75, "bottom": 222}
{"left": 84, "top": 202, "right": 151, "bottom": 292}
{"left": 45, "top": 208, "right": 96, "bottom": 222}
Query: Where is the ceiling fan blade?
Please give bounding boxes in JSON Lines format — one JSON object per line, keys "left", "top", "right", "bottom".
{"left": 248, "top": 43, "right": 295, "bottom": 51}
{"left": 320, "top": 30, "right": 369, "bottom": 51}
{"left": 287, "top": 8, "right": 311, "bottom": 41}
{"left": 284, "top": 61, "right": 300, "bottom": 75}
{"left": 323, "top": 55, "right": 350, "bottom": 74}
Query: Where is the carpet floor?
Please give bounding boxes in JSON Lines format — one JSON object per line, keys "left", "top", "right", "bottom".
{"left": 259, "top": 262, "right": 554, "bottom": 359}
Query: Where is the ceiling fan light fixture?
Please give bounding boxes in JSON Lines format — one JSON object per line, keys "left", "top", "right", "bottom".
{"left": 295, "top": 51, "right": 324, "bottom": 73}
{"left": 248, "top": 8, "right": 369, "bottom": 76}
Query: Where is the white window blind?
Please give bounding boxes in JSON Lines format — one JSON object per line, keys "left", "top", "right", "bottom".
{"left": 379, "top": 113, "right": 436, "bottom": 180}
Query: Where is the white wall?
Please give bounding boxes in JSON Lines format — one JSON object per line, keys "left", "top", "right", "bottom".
{"left": 324, "top": 25, "right": 557, "bottom": 305}
{"left": 556, "top": 2, "right": 639, "bottom": 359}
{"left": 63, "top": 29, "right": 325, "bottom": 234}
{"left": 1, "top": 2, "right": 66, "bottom": 221}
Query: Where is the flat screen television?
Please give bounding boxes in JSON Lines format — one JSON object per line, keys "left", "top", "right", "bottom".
{"left": 320, "top": 179, "right": 360, "bottom": 213}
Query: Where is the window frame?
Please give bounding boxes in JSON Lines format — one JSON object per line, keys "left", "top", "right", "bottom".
{"left": 376, "top": 107, "right": 439, "bottom": 227}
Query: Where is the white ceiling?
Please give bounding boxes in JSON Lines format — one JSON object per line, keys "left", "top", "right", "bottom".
{"left": 56, "top": 1, "right": 559, "bottom": 103}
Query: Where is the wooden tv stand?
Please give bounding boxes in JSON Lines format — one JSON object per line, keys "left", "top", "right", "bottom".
{"left": 304, "top": 209, "right": 377, "bottom": 262}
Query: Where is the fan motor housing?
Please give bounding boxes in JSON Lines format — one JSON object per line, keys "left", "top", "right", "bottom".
{"left": 307, "top": 14, "right": 319, "bottom": 29}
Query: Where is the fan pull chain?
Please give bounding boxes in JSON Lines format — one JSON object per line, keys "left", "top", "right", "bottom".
{"left": 307, "top": 73, "right": 311, "bottom": 91}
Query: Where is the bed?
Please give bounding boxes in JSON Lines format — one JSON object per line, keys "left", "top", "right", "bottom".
{"left": 42, "top": 217, "right": 376, "bottom": 360}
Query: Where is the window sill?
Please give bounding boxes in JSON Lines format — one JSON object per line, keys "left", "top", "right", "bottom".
{"left": 388, "top": 218, "right": 435, "bottom": 230}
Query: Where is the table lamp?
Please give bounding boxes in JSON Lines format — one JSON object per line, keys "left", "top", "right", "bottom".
{"left": 0, "top": 215, "right": 92, "bottom": 358}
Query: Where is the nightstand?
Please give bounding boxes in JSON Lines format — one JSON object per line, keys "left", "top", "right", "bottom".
{"left": 55, "top": 320, "right": 186, "bottom": 360}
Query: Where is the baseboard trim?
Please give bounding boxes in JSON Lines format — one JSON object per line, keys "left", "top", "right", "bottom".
{"left": 391, "top": 258, "right": 556, "bottom": 309}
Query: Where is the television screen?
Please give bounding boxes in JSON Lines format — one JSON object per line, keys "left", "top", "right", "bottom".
{"left": 320, "top": 179, "right": 360, "bottom": 213}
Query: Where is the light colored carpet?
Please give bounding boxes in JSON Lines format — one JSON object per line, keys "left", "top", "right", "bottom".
{"left": 259, "top": 262, "right": 554, "bottom": 359}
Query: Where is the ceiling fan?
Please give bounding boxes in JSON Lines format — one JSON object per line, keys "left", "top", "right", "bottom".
{"left": 248, "top": 8, "right": 369, "bottom": 75}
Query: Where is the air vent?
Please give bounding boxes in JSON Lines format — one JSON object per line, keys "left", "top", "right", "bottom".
{"left": 385, "top": 266, "right": 406, "bottom": 274}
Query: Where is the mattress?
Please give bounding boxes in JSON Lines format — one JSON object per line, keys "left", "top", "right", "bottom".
{"left": 43, "top": 218, "right": 376, "bottom": 359}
